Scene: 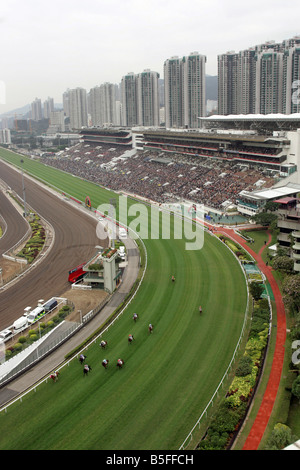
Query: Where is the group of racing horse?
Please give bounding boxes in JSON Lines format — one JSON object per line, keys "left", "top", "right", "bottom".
{"left": 76, "top": 315, "right": 154, "bottom": 375}
{"left": 50, "top": 275, "right": 202, "bottom": 380}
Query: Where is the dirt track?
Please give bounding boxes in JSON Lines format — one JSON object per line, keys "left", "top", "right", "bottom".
{"left": 0, "top": 160, "right": 103, "bottom": 330}
{"left": 0, "top": 189, "right": 28, "bottom": 257}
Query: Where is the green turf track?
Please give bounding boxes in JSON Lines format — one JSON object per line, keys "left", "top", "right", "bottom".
{"left": 0, "top": 149, "right": 248, "bottom": 450}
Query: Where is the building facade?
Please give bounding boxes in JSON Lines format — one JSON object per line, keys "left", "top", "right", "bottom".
{"left": 31, "top": 98, "right": 42, "bottom": 121}
{"left": 43, "top": 97, "right": 54, "bottom": 119}
{"left": 136, "top": 70, "right": 160, "bottom": 127}
{"left": 89, "top": 82, "right": 117, "bottom": 127}
{"left": 164, "top": 52, "right": 206, "bottom": 129}
{"left": 121, "top": 70, "right": 160, "bottom": 127}
{"left": 67, "top": 87, "right": 88, "bottom": 130}
{"left": 121, "top": 73, "right": 138, "bottom": 127}
{"left": 218, "top": 36, "right": 300, "bottom": 116}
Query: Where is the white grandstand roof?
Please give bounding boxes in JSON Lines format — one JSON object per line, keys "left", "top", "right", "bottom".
{"left": 202, "top": 114, "right": 300, "bottom": 121}
{"left": 240, "top": 183, "right": 300, "bottom": 201}
{"left": 284, "top": 439, "right": 300, "bottom": 451}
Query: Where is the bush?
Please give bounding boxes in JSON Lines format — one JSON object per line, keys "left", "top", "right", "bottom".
{"left": 265, "top": 423, "right": 295, "bottom": 450}
{"left": 235, "top": 355, "right": 253, "bottom": 377}
{"left": 46, "top": 321, "right": 54, "bottom": 328}
{"left": 29, "top": 334, "right": 38, "bottom": 341}
{"left": 18, "top": 336, "right": 27, "bottom": 344}
{"left": 61, "top": 305, "right": 70, "bottom": 311}
{"left": 14, "top": 343, "right": 23, "bottom": 351}
{"left": 249, "top": 281, "right": 264, "bottom": 301}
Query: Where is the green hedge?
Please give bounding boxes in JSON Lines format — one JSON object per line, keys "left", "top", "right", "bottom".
{"left": 199, "top": 298, "right": 270, "bottom": 449}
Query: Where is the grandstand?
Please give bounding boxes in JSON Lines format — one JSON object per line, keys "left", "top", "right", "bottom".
{"left": 80, "top": 128, "right": 132, "bottom": 146}
{"left": 40, "top": 117, "right": 300, "bottom": 215}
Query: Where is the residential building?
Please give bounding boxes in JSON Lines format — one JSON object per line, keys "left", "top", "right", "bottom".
{"left": 67, "top": 88, "right": 88, "bottom": 130}
{"left": 48, "top": 110, "right": 65, "bottom": 133}
{"left": 0, "top": 128, "right": 11, "bottom": 144}
{"left": 89, "top": 82, "right": 117, "bottom": 127}
{"left": 217, "top": 52, "right": 238, "bottom": 115}
{"left": 218, "top": 36, "right": 300, "bottom": 116}
{"left": 182, "top": 52, "right": 206, "bottom": 127}
{"left": 164, "top": 56, "right": 184, "bottom": 128}
{"left": 43, "top": 97, "right": 54, "bottom": 119}
{"left": 136, "top": 70, "right": 160, "bottom": 127}
{"left": 31, "top": 97, "right": 42, "bottom": 121}
{"left": 121, "top": 73, "right": 138, "bottom": 127}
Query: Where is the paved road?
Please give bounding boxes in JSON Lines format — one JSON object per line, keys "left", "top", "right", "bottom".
{"left": 0, "top": 160, "right": 100, "bottom": 330}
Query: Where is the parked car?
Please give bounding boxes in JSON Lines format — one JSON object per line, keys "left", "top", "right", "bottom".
{"left": 0, "top": 329, "right": 13, "bottom": 343}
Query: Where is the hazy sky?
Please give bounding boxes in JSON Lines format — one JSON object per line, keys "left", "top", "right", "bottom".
{"left": 1, "top": 0, "right": 300, "bottom": 113}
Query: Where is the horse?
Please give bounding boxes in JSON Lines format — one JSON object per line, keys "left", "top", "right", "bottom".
{"left": 102, "top": 359, "right": 109, "bottom": 369}
{"left": 79, "top": 354, "right": 86, "bottom": 364}
{"left": 83, "top": 364, "right": 92, "bottom": 376}
{"left": 148, "top": 324, "right": 153, "bottom": 334}
{"left": 50, "top": 371, "right": 59, "bottom": 382}
{"left": 171, "top": 275, "right": 175, "bottom": 283}
{"left": 117, "top": 359, "right": 125, "bottom": 369}
{"left": 128, "top": 334, "right": 134, "bottom": 344}
{"left": 199, "top": 306, "right": 202, "bottom": 314}
{"left": 100, "top": 340, "right": 107, "bottom": 349}
{"left": 133, "top": 313, "right": 138, "bottom": 322}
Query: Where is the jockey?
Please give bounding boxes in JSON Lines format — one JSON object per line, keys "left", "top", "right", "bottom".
{"left": 133, "top": 313, "right": 138, "bottom": 321}
{"left": 100, "top": 340, "right": 106, "bottom": 348}
{"left": 128, "top": 334, "right": 134, "bottom": 341}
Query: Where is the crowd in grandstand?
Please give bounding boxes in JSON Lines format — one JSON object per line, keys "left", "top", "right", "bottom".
{"left": 40, "top": 142, "right": 276, "bottom": 210}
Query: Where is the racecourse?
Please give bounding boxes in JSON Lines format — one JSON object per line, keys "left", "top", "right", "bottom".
{"left": 0, "top": 149, "right": 248, "bottom": 450}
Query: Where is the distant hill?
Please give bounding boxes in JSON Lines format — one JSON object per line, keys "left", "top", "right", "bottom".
{"left": 0, "top": 103, "right": 62, "bottom": 119}
{"left": 0, "top": 104, "right": 31, "bottom": 119}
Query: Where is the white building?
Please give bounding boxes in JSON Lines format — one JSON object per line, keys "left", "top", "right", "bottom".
{"left": 31, "top": 97, "right": 42, "bottom": 121}
{"left": 0, "top": 128, "right": 11, "bottom": 144}
{"left": 164, "top": 52, "right": 206, "bottom": 129}
{"left": 121, "top": 72, "right": 138, "bottom": 127}
{"left": 89, "top": 82, "right": 117, "bottom": 127}
{"left": 182, "top": 52, "right": 206, "bottom": 127}
{"left": 67, "top": 88, "right": 88, "bottom": 130}
{"left": 43, "top": 97, "right": 54, "bottom": 119}
{"left": 48, "top": 110, "right": 65, "bottom": 133}
{"left": 136, "top": 70, "right": 160, "bottom": 127}
{"left": 218, "top": 36, "right": 300, "bottom": 116}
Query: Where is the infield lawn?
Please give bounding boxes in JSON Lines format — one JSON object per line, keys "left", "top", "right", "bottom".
{"left": 0, "top": 149, "right": 248, "bottom": 450}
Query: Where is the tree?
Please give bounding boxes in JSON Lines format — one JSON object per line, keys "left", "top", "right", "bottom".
{"left": 292, "top": 376, "right": 300, "bottom": 402}
{"left": 249, "top": 281, "right": 264, "bottom": 301}
{"left": 265, "top": 423, "right": 295, "bottom": 450}
{"left": 282, "top": 275, "right": 300, "bottom": 313}
{"left": 272, "top": 256, "right": 294, "bottom": 273}
{"left": 265, "top": 201, "right": 279, "bottom": 212}
{"left": 250, "top": 212, "right": 278, "bottom": 227}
